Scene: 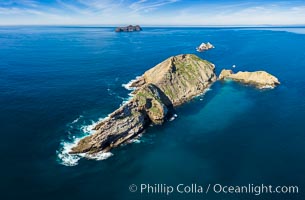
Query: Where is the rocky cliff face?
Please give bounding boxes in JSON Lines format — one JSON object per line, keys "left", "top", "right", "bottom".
{"left": 219, "top": 69, "right": 280, "bottom": 89}
{"left": 131, "top": 54, "right": 217, "bottom": 106}
{"left": 70, "top": 54, "right": 216, "bottom": 154}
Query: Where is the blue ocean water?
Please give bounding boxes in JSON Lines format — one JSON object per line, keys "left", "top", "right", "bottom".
{"left": 0, "top": 26, "right": 305, "bottom": 200}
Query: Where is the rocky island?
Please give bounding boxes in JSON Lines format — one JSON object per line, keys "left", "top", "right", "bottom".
{"left": 115, "top": 25, "right": 142, "bottom": 32}
{"left": 70, "top": 54, "right": 216, "bottom": 154}
{"left": 69, "top": 54, "right": 280, "bottom": 156}
{"left": 219, "top": 69, "right": 280, "bottom": 89}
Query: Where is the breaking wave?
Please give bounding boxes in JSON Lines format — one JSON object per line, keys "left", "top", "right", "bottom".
{"left": 122, "top": 76, "right": 141, "bottom": 90}
{"left": 57, "top": 76, "right": 143, "bottom": 167}
{"left": 197, "top": 87, "right": 212, "bottom": 101}
{"left": 57, "top": 116, "right": 112, "bottom": 167}
{"left": 120, "top": 93, "right": 135, "bottom": 106}
{"left": 71, "top": 115, "right": 83, "bottom": 124}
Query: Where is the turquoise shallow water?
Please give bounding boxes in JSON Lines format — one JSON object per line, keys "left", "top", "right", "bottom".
{"left": 0, "top": 26, "right": 305, "bottom": 200}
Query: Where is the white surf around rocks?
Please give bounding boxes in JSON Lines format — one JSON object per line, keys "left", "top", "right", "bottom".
{"left": 122, "top": 76, "right": 141, "bottom": 91}
{"left": 57, "top": 116, "right": 113, "bottom": 167}
{"left": 120, "top": 76, "right": 141, "bottom": 105}
{"left": 57, "top": 78, "right": 145, "bottom": 167}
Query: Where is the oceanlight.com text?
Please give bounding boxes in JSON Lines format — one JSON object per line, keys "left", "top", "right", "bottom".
{"left": 129, "top": 183, "right": 299, "bottom": 196}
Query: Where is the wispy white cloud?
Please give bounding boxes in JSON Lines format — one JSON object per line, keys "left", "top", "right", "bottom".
{"left": 161, "top": 4, "right": 305, "bottom": 25}
{"left": 0, "top": 6, "right": 69, "bottom": 23}
{"left": 77, "top": 0, "right": 123, "bottom": 10}
{"left": 129, "top": 0, "right": 179, "bottom": 13}
{"left": 0, "top": 0, "right": 305, "bottom": 25}
{"left": 0, "top": 0, "right": 39, "bottom": 7}
{"left": 56, "top": 0, "right": 92, "bottom": 15}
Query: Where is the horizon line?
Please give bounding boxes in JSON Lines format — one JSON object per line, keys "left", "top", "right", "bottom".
{"left": 1, "top": 24, "right": 305, "bottom": 28}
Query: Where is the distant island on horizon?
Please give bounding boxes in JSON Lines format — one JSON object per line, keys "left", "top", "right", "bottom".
{"left": 1, "top": 24, "right": 305, "bottom": 28}
{"left": 115, "top": 25, "right": 142, "bottom": 32}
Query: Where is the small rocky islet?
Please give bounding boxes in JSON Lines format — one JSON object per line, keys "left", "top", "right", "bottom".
{"left": 115, "top": 25, "right": 142, "bottom": 32}
{"left": 70, "top": 53, "right": 280, "bottom": 155}
{"left": 219, "top": 69, "right": 280, "bottom": 89}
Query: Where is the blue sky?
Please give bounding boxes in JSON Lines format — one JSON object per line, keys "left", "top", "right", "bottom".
{"left": 1, "top": 0, "right": 305, "bottom": 25}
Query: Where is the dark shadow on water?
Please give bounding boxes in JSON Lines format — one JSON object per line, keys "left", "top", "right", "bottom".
{"left": 175, "top": 81, "right": 223, "bottom": 117}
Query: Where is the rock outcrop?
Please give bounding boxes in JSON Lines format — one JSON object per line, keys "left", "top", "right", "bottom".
{"left": 115, "top": 25, "right": 142, "bottom": 32}
{"left": 70, "top": 54, "right": 216, "bottom": 154}
{"left": 219, "top": 69, "right": 280, "bottom": 89}
{"left": 196, "top": 42, "right": 214, "bottom": 52}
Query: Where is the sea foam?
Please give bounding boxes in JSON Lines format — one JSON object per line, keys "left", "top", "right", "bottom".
{"left": 84, "top": 152, "right": 113, "bottom": 160}
{"left": 120, "top": 76, "right": 141, "bottom": 105}
{"left": 71, "top": 115, "right": 83, "bottom": 124}
{"left": 122, "top": 76, "right": 141, "bottom": 90}
{"left": 57, "top": 116, "right": 112, "bottom": 167}
{"left": 57, "top": 75, "right": 143, "bottom": 167}
{"left": 120, "top": 93, "right": 135, "bottom": 106}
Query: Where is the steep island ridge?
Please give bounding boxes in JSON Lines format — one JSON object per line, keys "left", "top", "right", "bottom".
{"left": 71, "top": 54, "right": 216, "bottom": 154}
{"left": 69, "top": 54, "right": 280, "bottom": 156}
